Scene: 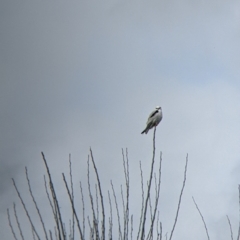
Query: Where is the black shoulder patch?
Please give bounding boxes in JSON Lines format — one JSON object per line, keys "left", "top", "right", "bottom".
{"left": 149, "top": 110, "right": 158, "bottom": 118}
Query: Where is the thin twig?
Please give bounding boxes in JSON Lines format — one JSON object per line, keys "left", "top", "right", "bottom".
{"left": 169, "top": 155, "right": 188, "bottom": 240}
{"left": 12, "top": 178, "right": 41, "bottom": 240}
{"left": 13, "top": 203, "right": 24, "bottom": 240}
{"left": 88, "top": 216, "right": 95, "bottom": 240}
{"left": 31, "top": 226, "right": 36, "bottom": 240}
{"left": 238, "top": 185, "right": 240, "bottom": 240}
{"left": 62, "top": 173, "right": 84, "bottom": 240}
{"left": 44, "top": 175, "right": 60, "bottom": 239}
{"left": 111, "top": 181, "right": 122, "bottom": 240}
{"left": 192, "top": 197, "right": 210, "bottom": 240}
{"left": 147, "top": 152, "right": 162, "bottom": 240}
{"left": 87, "top": 157, "right": 99, "bottom": 240}
{"left": 25, "top": 167, "right": 49, "bottom": 240}
{"left": 137, "top": 161, "right": 145, "bottom": 240}
{"left": 41, "top": 152, "right": 65, "bottom": 240}
{"left": 49, "top": 230, "right": 53, "bottom": 240}
{"left": 156, "top": 211, "right": 160, "bottom": 240}
{"left": 69, "top": 154, "right": 75, "bottom": 240}
{"left": 95, "top": 184, "right": 100, "bottom": 225}
{"left": 79, "top": 182, "right": 85, "bottom": 238}
{"left": 148, "top": 187, "right": 153, "bottom": 222}
{"left": 54, "top": 226, "right": 57, "bottom": 240}
{"left": 122, "top": 148, "right": 130, "bottom": 240}
{"left": 7, "top": 208, "right": 18, "bottom": 240}
{"left": 69, "top": 219, "right": 72, "bottom": 240}
{"left": 121, "top": 185, "right": 126, "bottom": 232}
{"left": 159, "top": 222, "right": 162, "bottom": 240}
{"left": 108, "top": 191, "right": 113, "bottom": 240}
{"left": 90, "top": 148, "right": 105, "bottom": 240}
{"left": 131, "top": 215, "right": 133, "bottom": 240}
{"left": 226, "top": 215, "right": 233, "bottom": 240}
{"left": 140, "top": 127, "right": 157, "bottom": 240}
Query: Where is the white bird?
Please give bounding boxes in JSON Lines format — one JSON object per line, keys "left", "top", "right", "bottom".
{"left": 141, "top": 106, "right": 162, "bottom": 134}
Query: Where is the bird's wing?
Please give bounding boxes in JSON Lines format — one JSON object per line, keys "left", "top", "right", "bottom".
{"left": 146, "top": 110, "right": 158, "bottom": 125}
{"left": 148, "top": 110, "right": 158, "bottom": 119}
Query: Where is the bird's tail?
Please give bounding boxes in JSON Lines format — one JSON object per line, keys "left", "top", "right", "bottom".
{"left": 141, "top": 128, "right": 148, "bottom": 134}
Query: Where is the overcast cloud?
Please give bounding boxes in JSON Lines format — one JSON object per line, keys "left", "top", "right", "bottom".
{"left": 1, "top": 0, "right": 240, "bottom": 239}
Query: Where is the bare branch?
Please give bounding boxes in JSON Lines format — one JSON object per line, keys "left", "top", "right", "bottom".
{"left": 238, "top": 185, "right": 240, "bottom": 240}
{"left": 131, "top": 215, "right": 133, "bottom": 240}
{"left": 156, "top": 211, "right": 160, "bottom": 240}
{"left": 31, "top": 226, "right": 36, "bottom": 240}
{"left": 12, "top": 178, "right": 40, "bottom": 240}
{"left": 140, "top": 127, "right": 157, "bottom": 240}
{"left": 25, "top": 167, "right": 49, "bottom": 240}
{"left": 192, "top": 197, "right": 210, "bottom": 240}
{"left": 111, "top": 181, "right": 122, "bottom": 240}
{"left": 13, "top": 203, "right": 25, "bottom": 240}
{"left": 90, "top": 148, "right": 105, "bottom": 240}
{"left": 62, "top": 173, "right": 84, "bottom": 240}
{"left": 95, "top": 184, "right": 100, "bottom": 224}
{"left": 120, "top": 185, "right": 126, "bottom": 231}
{"left": 108, "top": 191, "right": 113, "bottom": 240}
{"left": 79, "top": 182, "right": 85, "bottom": 238}
{"left": 41, "top": 152, "right": 65, "bottom": 240}
{"left": 69, "top": 154, "right": 75, "bottom": 240}
{"left": 148, "top": 152, "right": 162, "bottom": 239}
{"left": 87, "top": 157, "right": 99, "bottom": 240}
{"left": 122, "top": 148, "right": 130, "bottom": 240}
{"left": 137, "top": 161, "right": 145, "bottom": 240}
{"left": 88, "top": 216, "right": 95, "bottom": 240}
{"left": 49, "top": 230, "right": 53, "bottom": 240}
{"left": 147, "top": 152, "right": 162, "bottom": 240}
{"left": 43, "top": 175, "right": 61, "bottom": 239}
{"left": 7, "top": 208, "right": 19, "bottom": 240}
{"left": 169, "top": 155, "right": 188, "bottom": 240}
{"left": 226, "top": 215, "right": 233, "bottom": 240}
{"left": 159, "top": 222, "right": 162, "bottom": 240}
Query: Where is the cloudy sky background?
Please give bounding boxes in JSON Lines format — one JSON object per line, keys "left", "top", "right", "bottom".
{"left": 1, "top": 0, "right": 240, "bottom": 239}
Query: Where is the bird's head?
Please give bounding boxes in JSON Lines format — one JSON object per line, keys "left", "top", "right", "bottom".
{"left": 155, "top": 106, "right": 161, "bottom": 110}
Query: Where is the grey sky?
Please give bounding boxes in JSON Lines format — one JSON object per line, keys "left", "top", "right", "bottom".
{"left": 1, "top": 0, "right": 240, "bottom": 239}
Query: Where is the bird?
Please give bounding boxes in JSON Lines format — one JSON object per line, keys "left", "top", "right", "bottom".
{"left": 141, "top": 106, "right": 162, "bottom": 134}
